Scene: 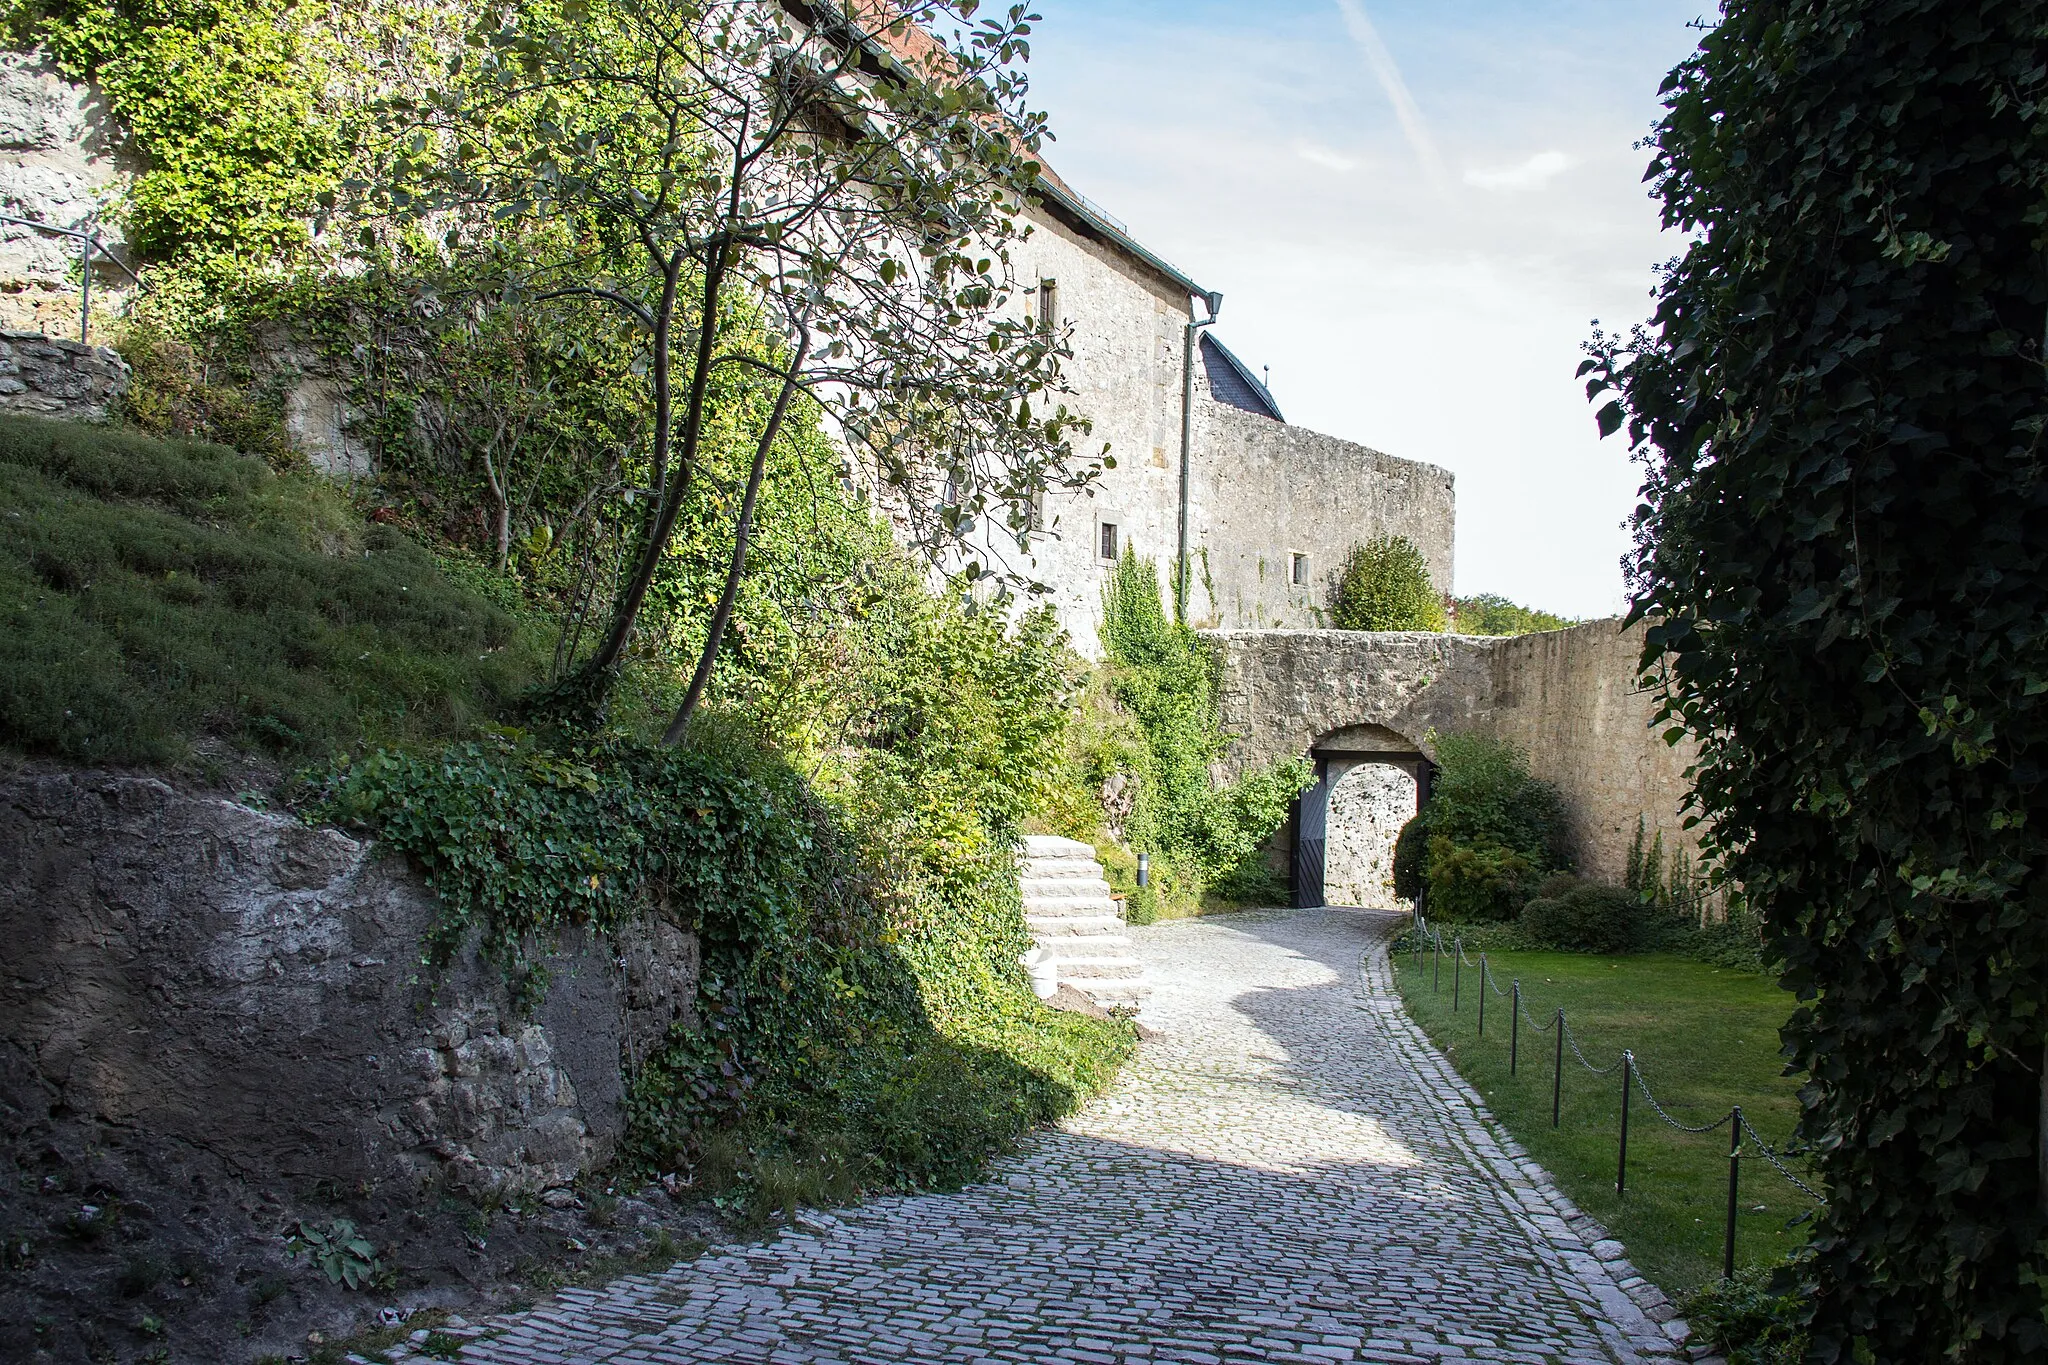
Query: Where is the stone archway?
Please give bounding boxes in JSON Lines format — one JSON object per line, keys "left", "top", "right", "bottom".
{"left": 1291, "top": 723, "right": 1427, "bottom": 910}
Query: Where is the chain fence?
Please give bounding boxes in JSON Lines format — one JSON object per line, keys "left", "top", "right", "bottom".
{"left": 1408, "top": 919, "right": 1821, "bottom": 1280}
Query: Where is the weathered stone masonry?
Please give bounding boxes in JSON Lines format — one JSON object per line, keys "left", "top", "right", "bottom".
{"left": 1210, "top": 620, "right": 1698, "bottom": 888}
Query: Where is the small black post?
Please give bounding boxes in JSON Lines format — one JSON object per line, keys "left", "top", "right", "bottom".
{"left": 1552, "top": 1009, "right": 1564, "bottom": 1128}
{"left": 1510, "top": 981, "right": 1520, "bottom": 1075}
{"left": 1477, "top": 955, "right": 1487, "bottom": 1038}
{"left": 1617, "top": 1050, "right": 1634, "bottom": 1199}
{"left": 1453, "top": 939, "right": 1462, "bottom": 1012}
{"left": 1433, "top": 933, "right": 1441, "bottom": 992}
{"left": 1724, "top": 1106, "right": 1742, "bottom": 1280}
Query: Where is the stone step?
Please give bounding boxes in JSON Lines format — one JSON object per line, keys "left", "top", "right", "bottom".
{"left": 1053, "top": 955, "right": 1148, "bottom": 980}
{"left": 1034, "top": 932, "right": 1135, "bottom": 954}
{"left": 1020, "top": 859, "right": 1104, "bottom": 881}
{"left": 1020, "top": 875, "right": 1112, "bottom": 898}
{"left": 1071, "top": 980, "right": 1149, "bottom": 1009}
{"left": 1022, "top": 895, "right": 1120, "bottom": 917}
{"left": 1021, "top": 834, "right": 1097, "bottom": 859}
{"left": 1024, "top": 914, "right": 1127, "bottom": 937}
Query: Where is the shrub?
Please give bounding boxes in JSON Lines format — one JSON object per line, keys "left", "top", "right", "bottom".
{"left": 1398, "top": 732, "right": 1569, "bottom": 917}
{"left": 1677, "top": 1265, "right": 1807, "bottom": 1365}
{"left": 1520, "top": 878, "right": 1639, "bottom": 954}
{"left": 1327, "top": 535, "right": 1446, "bottom": 632}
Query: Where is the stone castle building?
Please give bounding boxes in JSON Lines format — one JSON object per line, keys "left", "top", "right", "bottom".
{"left": 962, "top": 169, "right": 1456, "bottom": 658}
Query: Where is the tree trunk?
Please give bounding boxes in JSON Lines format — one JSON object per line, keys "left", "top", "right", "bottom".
{"left": 663, "top": 328, "right": 812, "bottom": 745}
{"left": 583, "top": 241, "right": 727, "bottom": 687}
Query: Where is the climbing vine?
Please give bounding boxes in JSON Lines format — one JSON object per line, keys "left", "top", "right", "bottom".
{"left": 1583, "top": 1, "right": 2048, "bottom": 1356}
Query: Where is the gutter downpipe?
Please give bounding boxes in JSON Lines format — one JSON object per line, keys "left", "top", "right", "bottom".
{"left": 1177, "top": 290, "right": 1223, "bottom": 624}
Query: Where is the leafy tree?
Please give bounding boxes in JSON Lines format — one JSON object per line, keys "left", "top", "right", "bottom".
{"left": 366, "top": 0, "right": 1102, "bottom": 740}
{"left": 1581, "top": 2, "right": 2048, "bottom": 1355}
{"left": 1450, "top": 593, "right": 1574, "bottom": 637}
{"left": 1328, "top": 535, "right": 1446, "bottom": 632}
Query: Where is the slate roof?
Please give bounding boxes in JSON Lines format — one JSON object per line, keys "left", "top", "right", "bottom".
{"left": 1200, "top": 334, "right": 1284, "bottom": 422}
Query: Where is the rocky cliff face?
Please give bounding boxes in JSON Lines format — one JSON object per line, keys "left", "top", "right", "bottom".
{"left": 0, "top": 51, "right": 129, "bottom": 338}
{"left": 0, "top": 766, "right": 707, "bottom": 1363}
{"left": 0, "top": 768, "right": 696, "bottom": 1201}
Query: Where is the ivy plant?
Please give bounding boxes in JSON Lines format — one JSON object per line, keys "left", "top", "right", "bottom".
{"left": 1582, "top": 1, "right": 2048, "bottom": 1356}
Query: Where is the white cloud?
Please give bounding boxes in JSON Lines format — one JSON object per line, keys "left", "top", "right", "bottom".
{"left": 1296, "top": 145, "right": 1359, "bottom": 172}
{"left": 1464, "top": 150, "right": 1576, "bottom": 192}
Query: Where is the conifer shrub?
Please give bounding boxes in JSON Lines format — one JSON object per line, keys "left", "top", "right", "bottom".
{"left": 1327, "top": 535, "right": 1446, "bottom": 632}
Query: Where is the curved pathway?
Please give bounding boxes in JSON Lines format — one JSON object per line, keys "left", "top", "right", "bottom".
{"left": 436, "top": 909, "right": 1684, "bottom": 1365}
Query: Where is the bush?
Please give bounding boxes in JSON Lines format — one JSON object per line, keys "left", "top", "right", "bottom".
{"left": 1520, "top": 877, "right": 1639, "bottom": 954}
{"left": 1450, "top": 593, "right": 1575, "bottom": 637}
{"left": 1327, "top": 535, "right": 1446, "bottom": 632}
{"left": 1398, "top": 732, "right": 1569, "bottom": 917}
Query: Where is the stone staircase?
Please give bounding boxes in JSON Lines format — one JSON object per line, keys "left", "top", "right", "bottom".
{"left": 1019, "top": 835, "right": 1151, "bottom": 1010}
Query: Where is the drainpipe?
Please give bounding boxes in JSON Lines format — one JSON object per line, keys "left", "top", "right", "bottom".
{"left": 1176, "top": 290, "right": 1223, "bottom": 624}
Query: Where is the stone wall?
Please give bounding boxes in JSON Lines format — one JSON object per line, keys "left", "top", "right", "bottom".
{"left": 0, "top": 51, "right": 130, "bottom": 338}
{"left": 1187, "top": 405, "right": 1455, "bottom": 632}
{"left": 1210, "top": 619, "right": 1696, "bottom": 890}
{"left": 0, "top": 769, "right": 698, "bottom": 1201}
{"left": 0, "top": 330, "right": 128, "bottom": 420}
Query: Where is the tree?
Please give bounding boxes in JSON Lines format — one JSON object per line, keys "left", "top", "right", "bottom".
{"left": 1582, "top": 2, "right": 2048, "bottom": 1356}
{"left": 1327, "top": 535, "right": 1445, "bottom": 632}
{"left": 363, "top": 0, "right": 1103, "bottom": 739}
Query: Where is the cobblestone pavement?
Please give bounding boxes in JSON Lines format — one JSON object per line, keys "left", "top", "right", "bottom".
{"left": 434, "top": 909, "right": 1685, "bottom": 1365}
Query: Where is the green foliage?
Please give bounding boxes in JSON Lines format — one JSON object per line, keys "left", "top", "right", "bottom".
{"left": 1582, "top": 1, "right": 2048, "bottom": 1352}
{"left": 1678, "top": 1266, "right": 1807, "bottom": 1365}
{"left": 1450, "top": 593, "right": 1575, "bottom": 637}
{"left": 1520, "top": 876, "right": 1640, "bottom": 955}
{"left": 1094, "top": 550, "right": 1309, "bottom": 908}
{"left": 283, "top": 1220, "right": 385, "bottom": 1292}
{"left": 1402, "top": 732, "right": 1569, "bottom": 920}
{"left": 1327, "top": 535, "right": 1446, "bottom": 633}
{"left": 31, "top": 0, "right": 346, "bottom": 265}
{"left": 0, "top": 415, "right": 544, "bottom": 766}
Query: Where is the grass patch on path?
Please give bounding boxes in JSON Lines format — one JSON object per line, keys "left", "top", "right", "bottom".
{"left": 1393, "top": 943, "right": 1812, "bottom": 1296}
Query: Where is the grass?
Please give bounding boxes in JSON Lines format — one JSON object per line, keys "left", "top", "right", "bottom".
{"left": 1393, "top": 941, "right": 1812, "bottom": 1296}
{"left": 0, "top": 414, "right": 548, "bottom": 767}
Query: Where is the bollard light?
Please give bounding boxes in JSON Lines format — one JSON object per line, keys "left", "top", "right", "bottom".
{"left": 1137, "top": 851, "right": 1149, "bottom": 888}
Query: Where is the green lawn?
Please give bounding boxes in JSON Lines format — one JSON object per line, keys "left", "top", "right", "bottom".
{"left": 1392, "top": 941, "right": 1813, "bottom": 1296}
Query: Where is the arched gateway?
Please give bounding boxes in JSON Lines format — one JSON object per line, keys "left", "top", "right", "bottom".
{"left": 1292, "top": 724, "right": 1429, "bottom": 910}
{"left": 1206, "top": 622, "right": 1700, "bottom": 907}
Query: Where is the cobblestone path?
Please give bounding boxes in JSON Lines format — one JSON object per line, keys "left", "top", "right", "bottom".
{"left": 447, "top": 909, "right": 1684, "bottom": 1365}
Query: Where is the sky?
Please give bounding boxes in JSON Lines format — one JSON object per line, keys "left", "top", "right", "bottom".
{"left": 1017, "top": 0, "right": 1712, "bottom": 619}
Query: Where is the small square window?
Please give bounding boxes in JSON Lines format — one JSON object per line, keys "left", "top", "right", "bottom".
{"left": 1098, "top": 521, "right": 1119, "bottom": 561}
{"left": 1291, "top": 552, "right": 1310, "bottom": 586}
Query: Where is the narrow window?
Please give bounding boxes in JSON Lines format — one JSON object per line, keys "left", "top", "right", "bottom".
{"left": 1291, "top": 552, "right": 1310, "bottom": 586}
{"left": 1098, "top": 521, "right": 1119, "bottom": 561}
{"left": 1029, "top": 489, "right": 1046, "bottom": 533}
{"left": 1038, "top": 278, "right": 1059, "bottom": 330}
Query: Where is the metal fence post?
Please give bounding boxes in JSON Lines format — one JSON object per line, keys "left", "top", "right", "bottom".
{"left": 1552, "top": 1009, "right": 1564, "bottom": 1128}
{"left": 78, "top": 230, "right": 91, "bottom": 343}
{"left": 1724, "top": 1106, "right": 1742, "bottom": 1280}
{"left": 1617, "top": 1050, "right": 1634, "bottom": 1199}
{"left": 1510, "top": 981, "right": 1520, "bottom": 1075}
{"left": 1477, "top": 954, "right": 1486, "bottom": 1038}
{"left": 1433, "top": 933, "right": 1441, "bottom": 992}
{"left": 1453, "top": 938, "right": 1462, "bottom": 1013}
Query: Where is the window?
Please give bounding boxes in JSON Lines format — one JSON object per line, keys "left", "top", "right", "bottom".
{"left": 1291, "top": 552, "right": 1310, "bottom": 586}
{"left": 1029, "top": 489, "right": 1046, "bottom": 533}
{"left": 1037, "top": 278, "right": 1059, "bottom": 330}
{"left": 1098, "top": 520, "right": 1119, "bottom": 561}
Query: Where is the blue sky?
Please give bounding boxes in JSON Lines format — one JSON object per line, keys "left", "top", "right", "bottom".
{"left": 1018, "top": 1, "right": 1711, "bottom": 618}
